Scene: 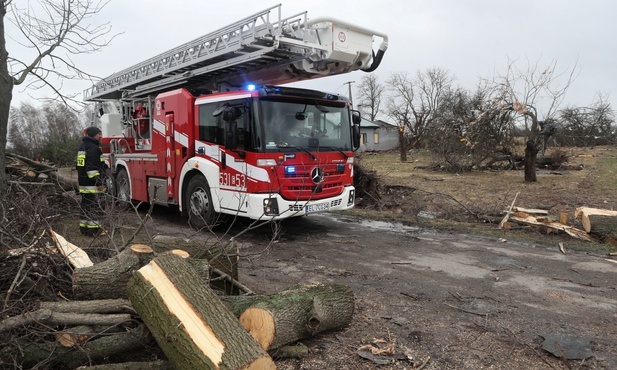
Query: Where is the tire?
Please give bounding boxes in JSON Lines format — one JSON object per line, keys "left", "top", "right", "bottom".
{"left": 186, "top": 175, "right": 217, "bottom": 229}
{"left": 114, "top": 168, "right": 132, "bottom": 210}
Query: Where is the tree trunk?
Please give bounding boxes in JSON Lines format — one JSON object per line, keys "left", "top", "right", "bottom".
{"left": 0, "top": 4, "right": 14, "bottom": 198}
{"left": 398, "top": 127, "right": 407, "bottom": 162}
{"left": 73, "top": 244, "right": 154, "bottom": 300}
{"left": 524, "top": 139, "right": 539, "bottom": 182}
{"left": 220, "top": 283, "right": 355, "bottom": 350}
{"left": 127, "top": 254, "right": 275, "bottom": 370}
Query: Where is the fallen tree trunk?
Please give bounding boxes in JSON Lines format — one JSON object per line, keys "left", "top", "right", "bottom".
{"left": 219, "top": 283, "right": 355, "bottom": 350}
{"left": 127, "top": 254, "right": 275, "bottom": 370}
{"left": 72, "top": 244, "right": 154, "bottom": 299}
{"left": 574, "top": 207, "right": 617, "bottom": 238}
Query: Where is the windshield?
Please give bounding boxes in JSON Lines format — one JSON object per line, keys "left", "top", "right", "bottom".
{"left": 257, "top": 99, "right": 352, "bottom": 152}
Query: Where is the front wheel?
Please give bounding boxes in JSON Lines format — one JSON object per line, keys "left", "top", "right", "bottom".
{"left": 186, "top": 175, "right": 217, "bottom": 229}
{"left": 114, "top": 168, "right": 132, "bottom": 210}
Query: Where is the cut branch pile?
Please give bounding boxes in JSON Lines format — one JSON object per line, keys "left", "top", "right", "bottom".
{"left": 0, "top": 231, "right": 355, "bottom": 369}
{"left": 6, "top": 152, "right": 75, "bottom": 191}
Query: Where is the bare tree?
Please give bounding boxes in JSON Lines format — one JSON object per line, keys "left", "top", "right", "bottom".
{"left": 8, "top": 102, "right": 46, "bottom": 158}
{"left": 556, "top": 93, "right": 615, "bottom": 147}
{"left": 0, "top": 0, "right": 114, "bottom": 196}
{"left": 425, "top": 85, "right": 518, "bottom": 171}
{"left": 356, "top": 74, "right": 385, "bottom": 121}
{"left": 486, "top": 58, "right": 576, "bottom": 182}
{"left": 386, "top": 67, "right": 454, "bottom": 161}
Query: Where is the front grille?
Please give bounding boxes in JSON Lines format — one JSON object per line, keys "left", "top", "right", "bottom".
{"left": 287, "top": 182, "right": 342, "bottom": 191}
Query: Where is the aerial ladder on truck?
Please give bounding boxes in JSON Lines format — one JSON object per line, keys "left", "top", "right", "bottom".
{"left": 85, "top": 4, "right": 388, "bottom": 227}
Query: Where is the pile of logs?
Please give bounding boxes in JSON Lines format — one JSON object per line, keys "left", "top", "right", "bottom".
{"left": 0, "top": 231, "right": 356, "bottom": 369}
{"left": 500, "top": 203, "right": 617, "bottom": 245}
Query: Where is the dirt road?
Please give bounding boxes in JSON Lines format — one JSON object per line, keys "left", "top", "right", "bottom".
{"left": 211, "top": 213, "right": 617, "bottom": 369}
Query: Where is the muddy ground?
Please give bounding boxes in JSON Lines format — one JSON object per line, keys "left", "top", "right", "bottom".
{"left": 143, "top": 209, "right": 617, "bottom": 370}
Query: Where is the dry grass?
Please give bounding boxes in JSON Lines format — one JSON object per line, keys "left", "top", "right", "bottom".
{"left": 353, "top": 146, "right": 617, "bottom": 252}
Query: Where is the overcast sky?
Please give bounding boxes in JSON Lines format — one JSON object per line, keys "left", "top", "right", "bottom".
{"left": 8, "top": 0, "right": 617, "bottom": 117}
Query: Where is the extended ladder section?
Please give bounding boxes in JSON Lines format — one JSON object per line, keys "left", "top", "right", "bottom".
{"left": 84, "top": 4, "right": 388, "bottom": 101}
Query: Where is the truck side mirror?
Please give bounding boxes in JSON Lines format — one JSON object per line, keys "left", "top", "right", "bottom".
{"left": 351, "top": 110, "right": 361, "bottom": 150}
{"left": 225, "top": 121, "right": 237, "bottom": 150}
{"left": 352, "top": 124, "right": 360, "bottom": 150}
{"left": 351, "top": 110, "right": 361, "bottom": 125}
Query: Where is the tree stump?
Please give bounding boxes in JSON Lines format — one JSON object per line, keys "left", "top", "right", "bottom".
{"left": 220, "top": 283, "right": 355, "bottom": 350}
{"left": 127, "top": 254, "right": 275, "bottom": 370}
{"left": 72, "top": 244, "right": 154, "bottom": 300}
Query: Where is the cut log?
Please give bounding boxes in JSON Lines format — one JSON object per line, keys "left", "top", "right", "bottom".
{"left": 586, "top": 215, "right": 617, "bottom": 239}
{"left": 127, "top": 254, "right": 275, "bottom": 370}
{"left": 220, "top": 283, "right": 355, "bottom": 350}
{"left": 72, "top": 244, "right": 154, "bottom": 300}
{"left": 574, "top": 207, "right": 617, "bottom": 233}
{"left": 574, "top": 207, "right": 617, "bottom": 238}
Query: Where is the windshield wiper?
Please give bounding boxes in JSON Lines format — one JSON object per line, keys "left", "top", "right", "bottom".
{"left": 318, "top": 146, "right": 349, "bottom": 159}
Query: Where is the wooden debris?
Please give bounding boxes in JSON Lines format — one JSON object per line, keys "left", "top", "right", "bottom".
{"left": 49, "top": 229, "right": 94, "bottom": 268}
{"left": 127, "top": 254, "right": 275, "bottom": 370}
{"left": 498, "top": 192, "right": 520, "bottom": 229}
{"left": 55, "top": 325, "right": 95, "bottom": 347}
{"left": 513, "top": 207, "right": 549, "bottom": 215}
{"left": 0, "top": 309, "right": 132, "bottom": 334}
{"left": 75, "top": 361, "right": 174, "bottom": 370}
{"left": 40, "top": 299, "right": 135, "bottom": 314}
{"left": 510, "top": 215, "right": 598, "bottom": 242}
{"left": 6, "top": 324, "right": 149, "bottom": 369}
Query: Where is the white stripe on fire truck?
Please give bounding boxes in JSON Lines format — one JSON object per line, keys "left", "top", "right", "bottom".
{"left": 153, "top": 119, "right": 165, "bottom": 136}
{"left": 175, "top": 131, "right": 189, "bottom": 148}
{"left": 194, "top": 140, "right": 270, "bottom": 183}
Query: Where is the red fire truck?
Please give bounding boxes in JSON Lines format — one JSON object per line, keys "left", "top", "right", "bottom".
{"left": 85, "top": 5, "right": 388, "bottom": 228}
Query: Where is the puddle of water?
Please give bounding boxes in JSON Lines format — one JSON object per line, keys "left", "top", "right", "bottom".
{"left": 328, "top": 214, "right": 419, "bottom": 233}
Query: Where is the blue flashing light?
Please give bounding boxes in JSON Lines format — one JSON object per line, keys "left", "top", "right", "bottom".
{"left": 246, "top": 84, "right": 256, "bottom": 91}
{"left": 285, "top": 166, "right": 296, "bottom": 175}
{"left": 337, "top": 163, "right": 345, "bottom": 171}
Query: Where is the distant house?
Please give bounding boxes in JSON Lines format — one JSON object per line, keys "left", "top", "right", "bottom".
{"left": 357, "top": 118, "right": 398, "bottom": 152}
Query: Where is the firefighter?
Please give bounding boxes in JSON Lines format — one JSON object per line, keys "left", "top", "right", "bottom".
{"left": 77, "top": 126, "right": 108, "bottom": 236}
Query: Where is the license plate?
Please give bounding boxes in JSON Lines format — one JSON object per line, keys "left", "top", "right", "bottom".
{"left": 305, "top": 202, "right": 330, "bottom": 214}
